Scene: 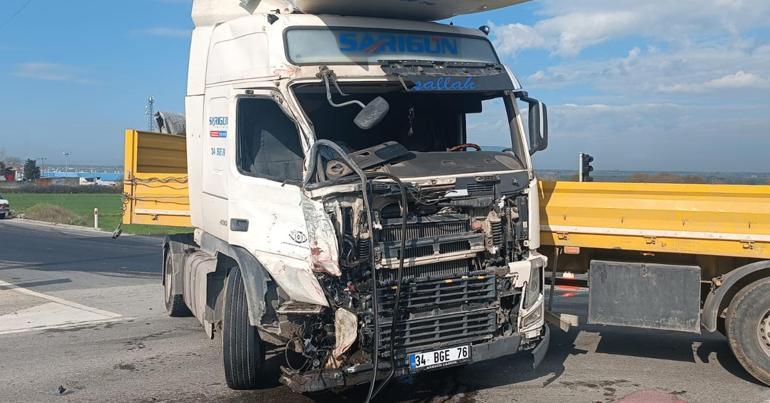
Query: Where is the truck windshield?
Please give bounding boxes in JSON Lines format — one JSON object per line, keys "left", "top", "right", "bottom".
{"left": 294, "top": 84, "right": 527, "bottom": 173}
{"left": 286, "top": 28, "right": 499, "bottom": 65}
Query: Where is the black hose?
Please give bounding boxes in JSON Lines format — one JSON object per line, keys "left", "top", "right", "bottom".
{"left": 301, "top": 140, "right": 381, "bottom": 403}
{"left": 366, "top": 172, "right": 408, "bottom": 400}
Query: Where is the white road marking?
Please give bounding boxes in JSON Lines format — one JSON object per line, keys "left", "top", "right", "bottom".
{"left": 0, "top": 279, "right": 125, "bottom": 335}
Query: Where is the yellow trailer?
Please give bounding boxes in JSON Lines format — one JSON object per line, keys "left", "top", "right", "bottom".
{"left": 539, "top": 180, "right": 770, "bottom": 385}
{"left": 539, "top": 181, "right": 770, "bottom": 260}
{"left": 122, "top": 129, "right": 191, "bottom": 228}
{"left": 122, "top": 130, "right": 770, "bottom": 385}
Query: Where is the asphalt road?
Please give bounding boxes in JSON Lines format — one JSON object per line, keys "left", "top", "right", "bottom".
{"left": 0, "top": 219, "right": 768, "bottom": 402}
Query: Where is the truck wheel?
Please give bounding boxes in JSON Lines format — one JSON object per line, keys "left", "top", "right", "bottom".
{"left": 223, "top": 267, "right": 271, "bottom": 389}
{"left": 0, "top": 213, "right": 6, "bottom": 219}
{"left": 164, "top": 253, "right": 191, "bottom": 317}
{"left": 726, "top": 277, "right": 770, "bottom": 386}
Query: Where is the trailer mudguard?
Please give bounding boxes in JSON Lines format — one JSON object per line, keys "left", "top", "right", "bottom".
{"left": 199, "top": 232, "right": 270, "bottom": 327}
{"left": 702, "top": 260, "right": 770, "bottom": 332}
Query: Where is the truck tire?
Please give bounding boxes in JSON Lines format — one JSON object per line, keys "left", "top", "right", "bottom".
{"left": 0, "top": 213, "right": 6, "bottom": 219}
{"left": 726, "top": 277, "right": 770, "bottom": 386}
{"left": 164, "top": 253, "right": 191, "bottom": 317}
{"left": 223, "top": 267, "right": 271, "bottom": 389}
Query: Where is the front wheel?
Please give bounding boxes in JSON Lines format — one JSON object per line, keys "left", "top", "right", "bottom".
{"left": 726, "top": 277, "right": 770, "bottom": 386}
{"left": 223, "top": 267, "right": 273, "bottom": 389}
{"left": 0, "top": 212, "right": 6, "bottom": 219}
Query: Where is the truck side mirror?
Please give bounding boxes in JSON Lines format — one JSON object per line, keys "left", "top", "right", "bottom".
{"left": 527, "top": 100, "right": 548, "bottom": 155}
{"left": 354, "top": 97, "right": 390, "bottom": 130}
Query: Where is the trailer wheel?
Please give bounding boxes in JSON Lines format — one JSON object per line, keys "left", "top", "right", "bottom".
{"left": 164, "top": 252, "right": 191, "bottom": 317}
{"left": 726, "top": 277, "right": 770, "bottom": 386}
{"left": 223, "top": 267, "right": 271, "bottom": 389}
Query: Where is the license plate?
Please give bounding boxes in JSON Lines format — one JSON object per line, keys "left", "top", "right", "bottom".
{"left": 409, "top": 345, "right": 470, "bottom": 371}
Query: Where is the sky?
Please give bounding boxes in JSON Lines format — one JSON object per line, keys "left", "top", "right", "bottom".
{"left": 0, "top": 0, "right": 768, "bottom": 172}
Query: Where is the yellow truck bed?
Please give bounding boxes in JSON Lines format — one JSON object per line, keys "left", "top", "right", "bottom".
{"left": 539, "top": 181, "right": 770, "bottom": 259}
{"left": 122, "top": 130, "right": 770, "bottom": 259}
{"left": 122, "top": 130, "right": 192, "bottom": 227}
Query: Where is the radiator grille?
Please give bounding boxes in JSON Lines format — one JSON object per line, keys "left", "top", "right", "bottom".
{"left": 379, "top": 215, "right": 470, "bottom": 242}
{"left": 376, "top": 271, "right": 498, "bottom": 357}
{"left": 378, "top": 259, "right": 471, "bottom": 282}
{"left": 378, "top": 272, "right": 496, "bottom": 313}
{"left": 377, "top": 309, "right": 497, "bottom": 357}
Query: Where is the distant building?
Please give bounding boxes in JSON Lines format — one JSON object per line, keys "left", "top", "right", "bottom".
{"left": 41, "top": 171, "right": 123, "bottom": 186}
{"left": 36, "top": 177, "right": 79, "bottom": 186}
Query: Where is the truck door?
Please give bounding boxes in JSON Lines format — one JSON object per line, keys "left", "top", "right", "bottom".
{"left": 226, "top": 91, "right": 326, "bottom": 306}
{"left": 201, "top": 90, "right": 231, "bottom": 241}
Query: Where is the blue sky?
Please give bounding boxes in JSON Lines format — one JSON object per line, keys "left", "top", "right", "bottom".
{"left": 1, "top": 0, "right": 768, "bottom": 172}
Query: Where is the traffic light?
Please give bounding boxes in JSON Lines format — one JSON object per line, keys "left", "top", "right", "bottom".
{"left": 579, "top": 153, "right": 594, "bottom": 182}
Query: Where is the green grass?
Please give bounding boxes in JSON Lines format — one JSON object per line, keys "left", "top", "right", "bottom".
{"left": 3, "top": 193, "right": 191, "bottom": 236}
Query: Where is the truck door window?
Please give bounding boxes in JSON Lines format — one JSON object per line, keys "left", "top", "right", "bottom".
{"left": 236, "top": 98, "right": 304, "bottom": 182}
{"left": 466, "top": 98, "right": 510, "bottom": 150}
{"left": 466, "top": 96, "right": 525, "bottom": 163}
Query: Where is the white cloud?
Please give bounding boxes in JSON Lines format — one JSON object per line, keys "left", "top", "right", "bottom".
{"left": 660, "top": 70, "right": 769, "bottom": 92}
{"left": 135, "top": 27, "right": 190, "bottom": 38}
{"left": 485, "top": 1, "right": 770, "bottom": 171}
{"left": 12, "top": 63, "right": 92, "bottom": 83}
{"left": 493, "top": 0, "right": 770, "bottom": 56}
{"left": 522, "top": 44, "right": 770, "bottom": 97}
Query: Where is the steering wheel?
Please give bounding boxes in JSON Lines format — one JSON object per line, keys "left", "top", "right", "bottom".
{"left": 449, "top": 143, "right": 481, "bottom": 152}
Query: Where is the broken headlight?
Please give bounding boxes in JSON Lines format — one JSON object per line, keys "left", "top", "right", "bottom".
{"left": 522, "top": 266, "right": 542, "bottom": 310}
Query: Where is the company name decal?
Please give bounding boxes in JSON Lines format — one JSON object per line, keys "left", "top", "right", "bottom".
{"left": 210, "top": 130, "right": 227, "bottom": 138}
{"left": 338, "top": 32, "right": 459, "bottom": 55}
{"left": 412, "top": 77, "right": 476, "bottom": 91}
{"left": 209, "top": 116, "right": 228, "bottom": 126}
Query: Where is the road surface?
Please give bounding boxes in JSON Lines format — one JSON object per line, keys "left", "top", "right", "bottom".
{"left": 0, "top": 219, "right": 768, "bottom": 402}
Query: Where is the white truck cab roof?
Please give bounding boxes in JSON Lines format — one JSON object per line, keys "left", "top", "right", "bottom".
{"left": 193, "top": 0, "right": 530, "bottom": 26}
{"left": 188, "top": 12, "right": 513, "bottom": 95}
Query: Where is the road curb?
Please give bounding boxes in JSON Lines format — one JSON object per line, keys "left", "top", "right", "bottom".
{"left": 7, "top": 218, "right": 126, "bottom": 236}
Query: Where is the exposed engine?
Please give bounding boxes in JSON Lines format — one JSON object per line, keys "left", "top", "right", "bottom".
{"left": 276, "top": 142, "right": 539, "bottom": 391}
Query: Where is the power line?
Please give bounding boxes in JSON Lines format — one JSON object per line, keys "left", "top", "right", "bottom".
{"left": 0, "top": 0, "right": 33, "bottom": 30}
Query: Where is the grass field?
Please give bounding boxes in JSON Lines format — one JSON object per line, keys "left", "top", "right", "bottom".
{"left": 2, "top": 193, "right": 191, "bottom": 236}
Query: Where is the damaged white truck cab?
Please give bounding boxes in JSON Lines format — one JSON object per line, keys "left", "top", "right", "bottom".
{"left": 166, "top": 0, "right": 549, "bottom": 395}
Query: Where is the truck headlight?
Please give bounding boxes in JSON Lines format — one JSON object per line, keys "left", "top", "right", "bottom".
{"left": 523, "top": 266, "right": 542, "bottom": 310}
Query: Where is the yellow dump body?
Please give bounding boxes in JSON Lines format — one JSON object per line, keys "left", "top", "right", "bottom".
{"left": 121, "top": 130, "right": 770, "bottom": 259}
{"left": 122, "top": 130, "right": 192, "bottom": 227}
{"left": 539, "top": 181, "right": 770, "bottom": 260}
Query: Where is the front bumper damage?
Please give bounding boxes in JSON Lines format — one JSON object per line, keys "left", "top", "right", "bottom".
{"left": 280, "top": 326, "right": 549, "bottom": 393}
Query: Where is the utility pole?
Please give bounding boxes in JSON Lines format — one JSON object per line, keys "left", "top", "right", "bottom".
{"left": 37, "top": 157, "right": 47, "bottom": 175}
{"left": 63, "top": 152, "right": 71, "bottom": 172}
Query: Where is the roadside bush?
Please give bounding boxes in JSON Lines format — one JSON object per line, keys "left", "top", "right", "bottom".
{"left": 23, "top": 204, "right": 86, "bottom": 226}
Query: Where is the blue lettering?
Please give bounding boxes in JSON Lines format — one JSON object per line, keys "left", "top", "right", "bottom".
{"left": 338, "top": 32, "right": 357, "bottom": 52}
{"left": 209, "top": 116, "right": 228, "bottom": 126}
{"left": 381, "top": 34, "right": 397, "bottom": 53}
{"left": 412, "top": 77, "right": 476, "bottom": 92}
{"left": 425, "top": 36, "right": 441, "bottom": 54}
{"left": 441, "top": 38, "right": 459, "bottom": 55}
{"left": 337, "top": 32, "right": 463, "bottom": 57}
{"left": 406, "top": 35, "right": 422, "bottom": 53}
{"left": 358, "top": 33, "right": 376, "bottom": 52}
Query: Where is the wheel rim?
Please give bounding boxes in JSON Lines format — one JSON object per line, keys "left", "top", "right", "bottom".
{"left": 759, "top": 310, "right": 770, "bottom": 357}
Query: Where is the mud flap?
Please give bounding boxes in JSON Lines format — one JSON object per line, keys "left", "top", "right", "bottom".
{"left": 531, "top": 325, "right": 550, "bottom": 370}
